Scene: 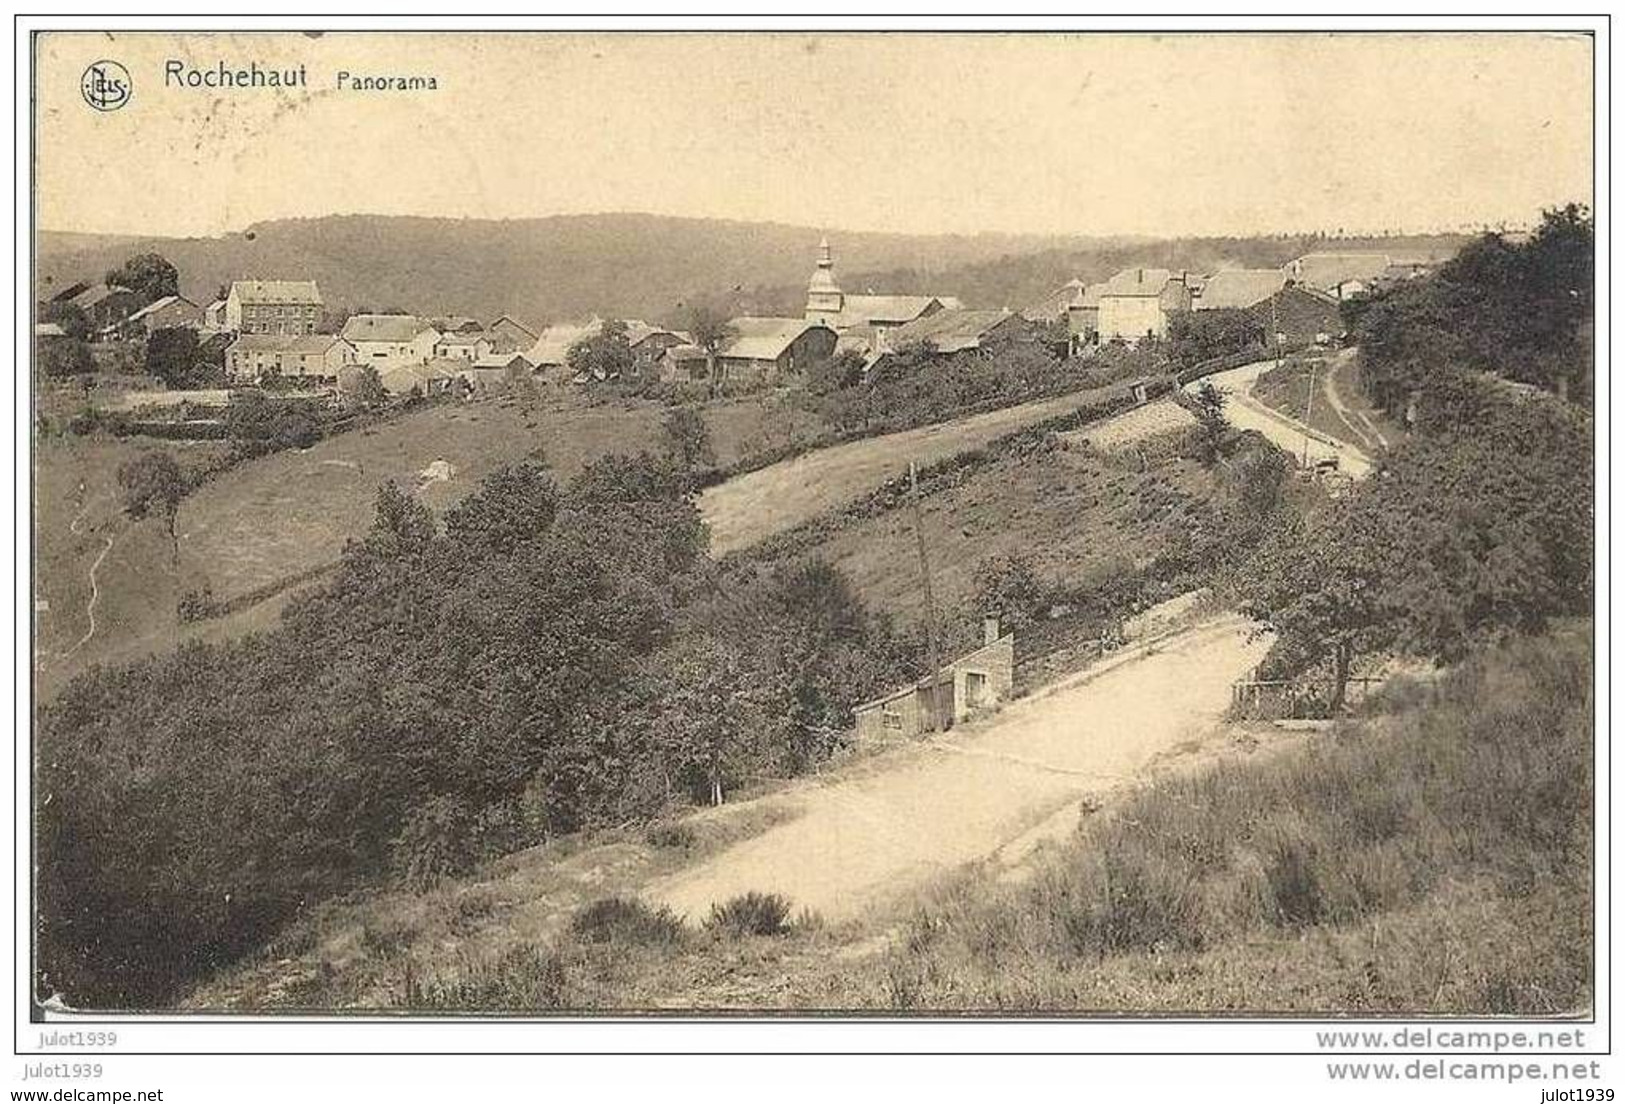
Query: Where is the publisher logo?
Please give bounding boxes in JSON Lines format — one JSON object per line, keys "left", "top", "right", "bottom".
{"left": 80, "top": 60, "right": 131, "bottom": 112}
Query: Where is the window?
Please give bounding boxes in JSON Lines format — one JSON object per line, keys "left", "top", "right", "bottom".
{"left": 882, "top": 709, "right": 903, "bottom": 730}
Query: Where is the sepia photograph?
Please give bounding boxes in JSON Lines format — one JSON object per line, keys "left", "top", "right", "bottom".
{"left": 15, "top": 17, "right": 1608, "bottom": 1094}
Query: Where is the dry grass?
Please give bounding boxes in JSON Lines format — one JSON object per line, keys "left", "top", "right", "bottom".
{"left": 844, "top": 625, "right": 1592, "bottom": 1013}
{"left": 805, "top": 444, "right": 1217, "bottom": 633}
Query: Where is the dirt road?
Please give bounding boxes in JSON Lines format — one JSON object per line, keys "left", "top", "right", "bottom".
{"left": 1191, "top": 359, "right": 1374, "bottom": 479}
{"left": 649, "top": 614, "right": 1270, "bottom": 924}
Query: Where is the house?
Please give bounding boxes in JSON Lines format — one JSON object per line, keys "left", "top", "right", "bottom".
{"left": 803, "top": 238, "right": 960, "bottom": 340}
{"left": 715, "top": 317, "right": 838, "bottom": 384}
{"left": 1097, "top": 268, "right": 1196, "bottom": 342}
{"left": 432, "top": 332, "right": 492, "bottom": 362}
{"left": 34, "top": 322, "right": 68, "bottom": 342}
{"left": 854, "top": 617, "right": 1015, "bottom": 741}
{"left": 466, "top": 351, "right": 535, "bottom": 390}
{"left": 626, "top": 322, "right": 691, "bottom": 374}
{"left": 115, "top": 294, "right": 205, "bottom": 338}
{"left": 65, "top": 284, "right": 144, "bottom": 331}
{"left": 656, "top": 344, "right": 712, "bottom": 383}
{"left": 1064, "top": 283, "right": 1108, "bottom": 353}
{"left": 873, "top": 308, "right": 1037, "bottom": 364}
{"left": 226, "top": 333, "right": 358, "bottom": 384}
{"left": 1194, "top": 269, "right": 1288, "bottom": 312}
{"left": 1022, "top": 279, "right": 1087, "bottom": 325}
{"left": 340, "top": 314, "right": 441, "bottom": 371}
{"left": 432, "top": 316, "right": 483, "bottom": 334}
{"left": 526, "top": 318, "right": 603, "bottom": 377}
{"left": 202, "top": 298, "right": 228, "bottom": 331}
{"left": 1246, "top": 284, "right": 1344, "bottom": 347}
{"left": 488, "top": 315, "right": 540, "bottom": 350}
{"left": 225, "top": 280, "right": 323, "bottom": 335}
{"left": 1282, "top": 253, "right": 1391, "bottom": 300}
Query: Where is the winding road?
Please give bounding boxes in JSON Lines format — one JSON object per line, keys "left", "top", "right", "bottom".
{"left": 1189, "top": 357, "right": 1374, "bottom": 479}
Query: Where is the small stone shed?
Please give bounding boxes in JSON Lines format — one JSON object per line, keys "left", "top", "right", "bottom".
{"left": 854, "top": 618, "right": 1015, "bottom": 740}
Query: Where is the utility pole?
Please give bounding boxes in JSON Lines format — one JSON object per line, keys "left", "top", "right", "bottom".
{"left": 910, "top": 460, "right": 943, "bottom": 733}
{"left": 1302, "top": 355, "right": 1318, "bottom": 469}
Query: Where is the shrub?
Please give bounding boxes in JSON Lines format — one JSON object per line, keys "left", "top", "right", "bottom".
{"left": 704, "top": 891, "right": 794, "bottom": 937}
{"left": 569, "top": 897, "right": 684, "bottom": 947}
{"left": 391, "top": 797, "right": 477, "bottom": 892}
{"left": 399, "top": 945, "right": 569, "bottom": 1011}
{"left": 644, "top": 821, "right": 695, "bottom": 850}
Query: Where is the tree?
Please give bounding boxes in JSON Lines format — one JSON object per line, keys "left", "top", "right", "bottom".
{"left": 565, "top": 319, "right": 633, "bottom": 383}
{"left": 117, "top": 451, "right": 189, "bottom": 558}
{"left": 1189, "top": 380, "right": 1230, "bottom": 465}
{"left": 346, "top": 365, "right": 389, "bottom": 410}
{"left": 682, "top": 306, "right": 735, "bottom": 398}
{"left": 144, "top": 327, "right": 202, "bottom": 387}
{"left": 39, "top": 300, "right": 91, "bottom": 341}
{"left": 1168, "top": 308, "right": 1264, "bottom": 368}
{"left": 806, "top": 349, "right": 865, "bottom": 395}
{"left": 661, "top": 405, "right": 715, "bottom": 471}
{"left": 973, "top": 553, "right": 1049, "bottom": 633}
{"left": 39, "top": 338, "right": 93, "bottom": 379}
{"left": 104, "top": 252, "right": 179, "bottom": 303}
{"left": 1239, "top": 395, "right": 1591, "bottom": 710}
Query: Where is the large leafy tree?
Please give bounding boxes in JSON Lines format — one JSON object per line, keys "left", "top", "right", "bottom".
{"left": 1240, "top": 394, "right": 1591, "bottom": 708}
{"left": 565, "top": 319, "right": 633, "bottom": 382}
{"left": 104, "top": 252, "right": 180, "bottom": 303}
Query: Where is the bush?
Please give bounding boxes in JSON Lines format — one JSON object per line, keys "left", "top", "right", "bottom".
{"left": 391, "top": 797, "right": 477, "bottom": 891}
{"left": 569, "top": 897, "right": 685, "bottom": 946}
{"left": 644, "top": 821, "right": 695, "bottom": 850}
{"left": 704, "top": 891, "right": 794, "bottom": 937}
{"left": 399, "top": 945, "right": 569, "bottom": 1010}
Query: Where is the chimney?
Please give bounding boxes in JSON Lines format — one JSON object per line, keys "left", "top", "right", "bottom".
{"left": 983, "top": 613, "right": 1001, "bottom": 646}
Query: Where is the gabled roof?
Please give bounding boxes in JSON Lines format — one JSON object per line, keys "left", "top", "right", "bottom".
{"left": 719, "top": 317, "right": 821, "bottom": 361}
{"left": 886, "top": 308, "right": 1019, "bottom": 354}
{"left": 527, "top": 318, "right": 603, "bottom": 366}
{"left": 230, "top": 280, "right": 323, "bottom": 305}
{"left": 71, "top": 284, "right": 137, "bottom": 309}
{"left": 125, "top": 294, "right": 199, "bottom": 322}
{"left": 1101, "top": 268, "right": 1182, "bottom": 298}
{"left": 831, "top": 294, "right": 945, "bottom": 328}
{"left": 489, "top": 315, "right": 540, "bottom": 341}
{"left": 1022, "top": 279, "right": 1087, "bottom": 322}
{"left": 472, "top": 351, "right": 533, "bottom": 371}
{"left": 341, "top": 313, "right": 434, "bottom": 343}
{"left": 34, "top": 322, "right": 66, "bottom": 338}
{"left": 229, "top": 333, "right": 352, "bottom": 355}
{"left": 432, "top": 316, "right": 483, "bottom": 333}
{"left": 625, "top": 321, "right": 689, "bottom": 348}
{"left": 1284, "top": 252, "right": 1391, "bottom": 292}
{"left": 1195, "top": 269, "right": 1288, "bottom": 311}
{"left": 435, "top": 331, "right": 489, "bottom": 348}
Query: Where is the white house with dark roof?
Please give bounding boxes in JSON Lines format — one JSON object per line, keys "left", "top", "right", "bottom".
{"left": 1097, "top": 268, "right": 1196, "bottom": 342}
{"left": 226, "top": 333, "right": 357, "bottom": 383}
{"left": 225, "top": 280, "right": 323, "bottom": 335}
{"left": 340, "top": 313, "right": 441, "bottom": 370}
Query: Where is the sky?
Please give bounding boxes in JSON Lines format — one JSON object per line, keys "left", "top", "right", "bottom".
{"left": 36, "top": 31, "right": 1593, "bottom": 239}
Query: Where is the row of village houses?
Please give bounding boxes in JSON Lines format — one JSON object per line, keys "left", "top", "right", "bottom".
{"left": 39, "top": 242, "right": 1437, "bottom": 394}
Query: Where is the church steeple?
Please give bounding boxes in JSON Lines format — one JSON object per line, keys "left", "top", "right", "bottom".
{"left": 805, "top": 235, "right": 844, "bottom": 326}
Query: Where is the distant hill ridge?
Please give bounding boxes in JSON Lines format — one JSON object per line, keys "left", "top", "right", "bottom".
{"left": 36, "top": 213, "right": 1467, "bottom": 329}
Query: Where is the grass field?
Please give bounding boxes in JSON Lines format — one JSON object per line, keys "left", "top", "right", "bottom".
{"left": 35, "top": 389, "right": 818, "bottom": 697}
{"left": 1250, "top": 351, "right": 1400, "bottom": 456}
{"left": 798, "top": 441, "right": 1216, "bottom": 639}
{"left": 699, "top": 383, "right": 1141, "bottom": 555}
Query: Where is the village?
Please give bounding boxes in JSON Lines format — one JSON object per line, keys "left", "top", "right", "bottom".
{"left": 35, "top": 236, "right": 1425, "bottom": 406}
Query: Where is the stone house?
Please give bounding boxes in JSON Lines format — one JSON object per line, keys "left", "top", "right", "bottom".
{"left": 225, "top": 280, "right": 323, "bottom": 335}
